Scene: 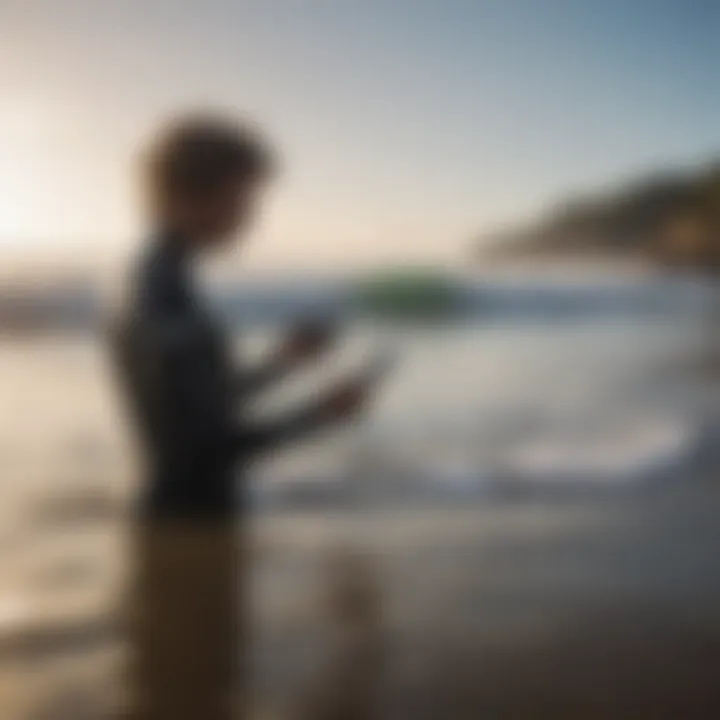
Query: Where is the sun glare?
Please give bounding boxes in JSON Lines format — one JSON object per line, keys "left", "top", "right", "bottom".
{"left": 0, "top": 159, "right": 34, "bottom": 241}
{"left": 0, "top": 103, "right": 51, "bottom": 241}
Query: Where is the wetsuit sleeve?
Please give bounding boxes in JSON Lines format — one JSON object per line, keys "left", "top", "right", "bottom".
{"left": 145, "top": 318, "right": 328, "bottom": 464}
{"left": 232, "top": 400, "right": 329, "bottom": 458}
{"left": 234, "top": 359, "right": 289, "bottom": 400}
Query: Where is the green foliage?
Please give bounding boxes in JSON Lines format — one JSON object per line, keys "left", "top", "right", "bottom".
{"left": 354, "top": 270, "right": 461, "bottom": 319}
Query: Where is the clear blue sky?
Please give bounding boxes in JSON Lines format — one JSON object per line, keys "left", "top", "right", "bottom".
{"left": 0, "top": 0, "right": 718, "bottom": 269}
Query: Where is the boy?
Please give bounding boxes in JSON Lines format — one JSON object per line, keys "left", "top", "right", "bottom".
{"left": 112, "top": 114, "right": 375, "bottom": 719}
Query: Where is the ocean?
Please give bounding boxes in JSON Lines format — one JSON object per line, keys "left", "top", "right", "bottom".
{"left": 2, "top": 273, "right": 720, "bottom": 717}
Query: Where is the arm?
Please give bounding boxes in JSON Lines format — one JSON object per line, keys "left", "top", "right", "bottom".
{"left": 148, "top": 321, "right": 346, "bottom": 463}
{"left": 145, "top": 315, "right": 367, "bottom": 465}
{"left": 232, "top": 369, "right": 374, "bottom": 459}
{"left": 234, "top": 354, "right": 290, "bottom": 399}
{"left": 235, "top": 321, "right": 337, "bottom": 400}
{"left": 230, "top": 398, "right": 329, "bottom": 458}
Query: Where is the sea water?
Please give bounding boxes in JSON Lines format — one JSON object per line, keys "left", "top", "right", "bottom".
{"left": 1, "top": 274, "right": 719, "bottom": 716}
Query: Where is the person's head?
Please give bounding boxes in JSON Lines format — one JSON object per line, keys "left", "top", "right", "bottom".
{"left": 143, "top": 113, "right": 276, "bottom": 250}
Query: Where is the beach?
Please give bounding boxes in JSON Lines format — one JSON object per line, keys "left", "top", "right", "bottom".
{"left": 1, "top": 276, "right": 720, "bottom": 718}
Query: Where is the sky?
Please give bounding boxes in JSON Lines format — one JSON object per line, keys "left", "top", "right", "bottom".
{"left": 0, "top": 0, "right": 719, "bottom": 271}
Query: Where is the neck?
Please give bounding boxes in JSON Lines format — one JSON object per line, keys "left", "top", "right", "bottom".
{"left": 154, "top": 225, "right": 197, "bottom": 259}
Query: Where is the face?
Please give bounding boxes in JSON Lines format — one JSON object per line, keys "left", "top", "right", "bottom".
{"left": 194, "top": 178, "right": 265, "bottom": 249}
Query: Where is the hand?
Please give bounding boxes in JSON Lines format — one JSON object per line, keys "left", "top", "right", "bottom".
{"left": 279, "top": 321, "right": 336, "bottom": 367}
{"left": 317, "top": 374, "right": 375, "bottom": 423}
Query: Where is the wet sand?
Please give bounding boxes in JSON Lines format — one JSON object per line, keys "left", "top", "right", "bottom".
{"left": 253, "top": 477, "right": 720, "bottom": 719}
{"left": 5, "top": 474, "right": 720, "bottom": 718}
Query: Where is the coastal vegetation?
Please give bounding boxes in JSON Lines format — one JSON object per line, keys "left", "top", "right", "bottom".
{"left": 480, "top": 162, "right": 720, "bottom": 272}
{"left": 353, "top": 269, "right": 465, "bottom": 319}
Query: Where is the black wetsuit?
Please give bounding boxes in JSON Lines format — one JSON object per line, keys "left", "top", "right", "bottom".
{"left": 111, "top": 232, "right": 321, "bottom": 520}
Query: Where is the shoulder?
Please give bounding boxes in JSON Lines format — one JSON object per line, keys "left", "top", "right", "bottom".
{"left": 135, "top": 246, "right": 188, "bottom": 317}
{"left": 112, "top": 245, "right": 197, "bottom": 348}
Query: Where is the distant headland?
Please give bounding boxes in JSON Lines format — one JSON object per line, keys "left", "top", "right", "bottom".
{"left": 478, "top": 161, "right": 720, "bottom": 273}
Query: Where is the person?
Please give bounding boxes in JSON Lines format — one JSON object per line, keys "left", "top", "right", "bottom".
{"left": 110, "top": 113, "right": 376, "bottom": 719}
